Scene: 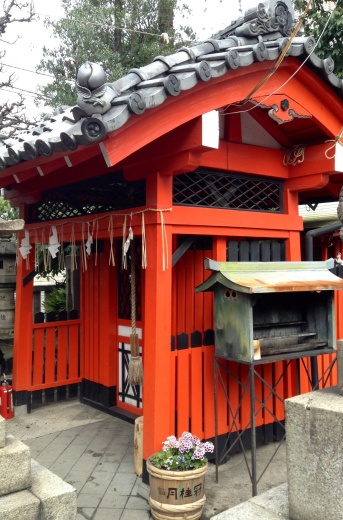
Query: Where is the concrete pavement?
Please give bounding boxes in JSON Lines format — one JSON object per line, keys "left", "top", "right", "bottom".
{"left": 6, "top": 399, "right": 287, "bottom": 519}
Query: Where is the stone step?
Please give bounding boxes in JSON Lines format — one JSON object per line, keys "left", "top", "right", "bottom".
{"left": 0, "top": 434, "right": 31, "bottom": 496}
{"left": 0, "top": 489, "right": 40, "bottom": 520}
{"left": 210, "top": 484, "right": 289, "bottom": 520}
{"left": 30, "top": 459, "right": 77, "bottom": 520}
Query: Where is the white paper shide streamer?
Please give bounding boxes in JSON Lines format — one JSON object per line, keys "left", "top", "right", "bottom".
{"left": 19, "top": 230, "right": 32, "bottom": 259}
{"left": 124, "top": 226, "right": 134, "bottom": 256}
{"left": 48, "top": 226, "right": 61, "bottom": 258}
{"left": 86, "top": 224, "right": 93, "bottom": 256}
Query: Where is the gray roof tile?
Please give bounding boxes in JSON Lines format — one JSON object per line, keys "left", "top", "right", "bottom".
{"left": 0, "top": 0, "right": 341, "bottom": 170}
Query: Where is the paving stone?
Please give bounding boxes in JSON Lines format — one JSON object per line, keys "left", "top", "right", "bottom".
{"left": 81, "top": 473, "right": 113, "bottom": 496}
{"left": 76, "top": 507, "right": 95, "bottom": 519}
{"left": 7, "top": 399, "right": 290, "bottom": 520}
{"left": 107, "top": 472, "right": 137, "bottom": 495}
{"left": 30, "top": 459, "right": 77, "bottom": 520}
{"left": 118, "top": 460, "right": 136, "bottom": 473}
{"left": 120, "top": 510, "right": 152, "bottom": 519}
{"left": 0, "top": 490, "right": 40, "bottom": 520}
{"left": 99, "top": 493, "right": 129, "bottom": 509}
{"left": 77, "top": 493, "right": 102, "bottom": 508}
{"left": 0, "top": 434, "right": 31, "bottom": 496}
{"left": 211, "top": 501, "right": 288, "bottom": 519}
{"left": 125, "top": 495, "right": 150, "bottom": 510}
{"left": 93, "top": 508, "right": 123, "bottom": 520}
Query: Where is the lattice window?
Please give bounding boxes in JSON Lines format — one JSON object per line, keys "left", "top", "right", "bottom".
{"left": 173, "top": 168, "right": 283, "bottom": 212}
{"left": 27, "top": 171, "right": 146, "bottom": 223}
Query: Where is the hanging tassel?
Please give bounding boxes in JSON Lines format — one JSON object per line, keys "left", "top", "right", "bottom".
{"left": 59, "top": 225, "right": 65, "bottom": 272}
{"left": 127, "top": 239, "right": 144, "bottom": 386}
{"left": 81, "top": 222, "right": 87, "bottom": 272}
{"left": 42, "top": 227, "right": 48, "bottom": 272}
{"left": 34, "top": 229, "right": 39, "bottom": 271}
{"left": 141, "top": 212, "right": 147, "bottom": 269}
{"left": 122, "top": 215, "right": 127, "bottom": 269}
{"left": 108, "top": 215, "right": 115, "bottom": 267}
{"left": 94, "top": 219, "right": 99, "bottom": 266}
{"left": 70, "top": 223, "right": 77, "bottom": 271}
{"left": 128, "top": 332, "right": 143, "bottom": 386}
{"left": 160, "top": 210, "right": 169, "bottom": 271}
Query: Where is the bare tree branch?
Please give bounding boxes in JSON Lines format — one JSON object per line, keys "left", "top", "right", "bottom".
{"left": 0, "top": 0, "right": 36, "bottom": 138}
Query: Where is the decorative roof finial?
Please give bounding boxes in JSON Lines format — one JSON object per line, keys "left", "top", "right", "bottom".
{"left": 76, "top": 62, "right": 116, "bottom": 116}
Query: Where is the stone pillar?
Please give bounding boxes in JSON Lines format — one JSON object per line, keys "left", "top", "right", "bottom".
{"left": 285, "top": 386, "right": 343, "bottom": 520}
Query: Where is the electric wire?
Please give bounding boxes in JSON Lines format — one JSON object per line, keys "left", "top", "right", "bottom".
{"left": 2, "top": 85, "right": 49, "bottom": 99}
{"left": 2, "top": 63, "right": 54, "bottom": 78}
{"left": 221, "top": 0, "right": 339, "bottom": 117}
{"left": 1, "top": 1, "right": 339, "bottom": 116}
{"left": 14, "top": 7, "right": 170, "bottom": 39}
{"left": 240, "top": 0, "right": 314, "bottom": 104}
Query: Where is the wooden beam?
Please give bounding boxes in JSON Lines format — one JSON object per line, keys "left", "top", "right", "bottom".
{"left": 200, "top": 141, "right": 287, "bottom": 178}
{"left": 287, "top": 143, "right": 337, "bottom": 177}
{"left": 285, "top": 174, "right": 329, "bottom": 192}
{"left": 124, "top": 140, "right": 287, "bottom": 180}
{"left": 169, "top": 205, "right": 303, "bottom": 232}
{"left": 4, "top": 153, "right": 108, "bottom": 206}
{"left": 172, "top": 236, "right": 196, "bottom": 267}
{"left": 124, "top": 151, "right": 202, "bottom": 181}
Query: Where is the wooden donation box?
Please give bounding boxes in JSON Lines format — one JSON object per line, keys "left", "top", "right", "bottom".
{"left": 195, "top": 258, "right": 343, "bottom": 362}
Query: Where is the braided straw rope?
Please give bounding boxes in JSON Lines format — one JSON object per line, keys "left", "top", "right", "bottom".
{"left": 149, "top": 495, "right": 206, "bottom": 519}
{"left": 147, "top": 461, "right": 208, "bottom": 480}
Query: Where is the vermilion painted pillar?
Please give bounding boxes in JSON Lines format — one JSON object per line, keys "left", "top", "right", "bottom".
{"left": 12, "top": 250, "right": 34, "bottom": 406}
{"left": 284, "top": 188, "right": 302, "bottom": 261}
{"left": 142, "top": 172, "right": 173, "bottom": 482}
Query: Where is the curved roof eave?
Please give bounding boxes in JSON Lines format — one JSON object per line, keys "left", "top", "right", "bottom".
{"left": 0, "top": 0, "right": 342, "bottom": 173}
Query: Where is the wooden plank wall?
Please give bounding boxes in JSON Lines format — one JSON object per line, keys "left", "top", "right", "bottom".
{"left": 81, "top": 242, "right": 117, "bottom": 391}
{"left": 171, "top": 239, "right": 338, "bottom": 443}
{"left": 172, "top": 248, "right": 214, "bottom": 440}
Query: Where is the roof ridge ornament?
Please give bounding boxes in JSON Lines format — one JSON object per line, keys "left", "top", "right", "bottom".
{"left": 214, "top": 0, "right": 295, "bottom": 41}
{"left": 76, "top": 61, "right": 117, "bottom": 116}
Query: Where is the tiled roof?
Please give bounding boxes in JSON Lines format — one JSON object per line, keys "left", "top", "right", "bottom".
{"left": 299, "top": 202, "right": 339, "bottom": 228}
{"left": 0, "top": 0, "right": 340, "bottom": 171}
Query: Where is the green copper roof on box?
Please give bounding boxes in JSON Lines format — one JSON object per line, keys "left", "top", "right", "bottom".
{"left": 195, "top": 258, "right": 343, "bottom": 293}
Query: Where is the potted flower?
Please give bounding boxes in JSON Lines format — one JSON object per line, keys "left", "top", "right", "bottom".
{"left": 147, "top": 431, "right": 214, "bottom": 520}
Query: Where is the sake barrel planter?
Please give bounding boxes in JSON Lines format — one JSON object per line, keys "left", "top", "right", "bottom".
{"left": 147, "top": 458, "right": 208, "bottom": 520}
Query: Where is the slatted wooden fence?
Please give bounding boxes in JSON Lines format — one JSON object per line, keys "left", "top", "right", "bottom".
{"left": 30, "top": 320, "right": 81, "bottom": 391}
{"left": 171, "top": 240, "right": 337, "bottom": 444}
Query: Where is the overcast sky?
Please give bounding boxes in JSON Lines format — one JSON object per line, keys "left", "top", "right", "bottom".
{"left": 1, "top": 0, "right": 258, "bottom": 117}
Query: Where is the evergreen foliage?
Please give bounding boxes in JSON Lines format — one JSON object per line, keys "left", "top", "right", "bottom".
{"left": 43, "top": 286, "right": 67, "bottom": 313}
{"left": 294, "top": 1, "right": 343, "bottom": 77}
{"left": 36, "top": 0, "right": 196, "bottom": 108}
{"left": 0, "top": 196, "right": 19, "bottom": 220}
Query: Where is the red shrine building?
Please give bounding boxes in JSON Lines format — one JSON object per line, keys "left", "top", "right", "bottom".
{"left": 1, "top": 0, "right": 343, "bottom": 481}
